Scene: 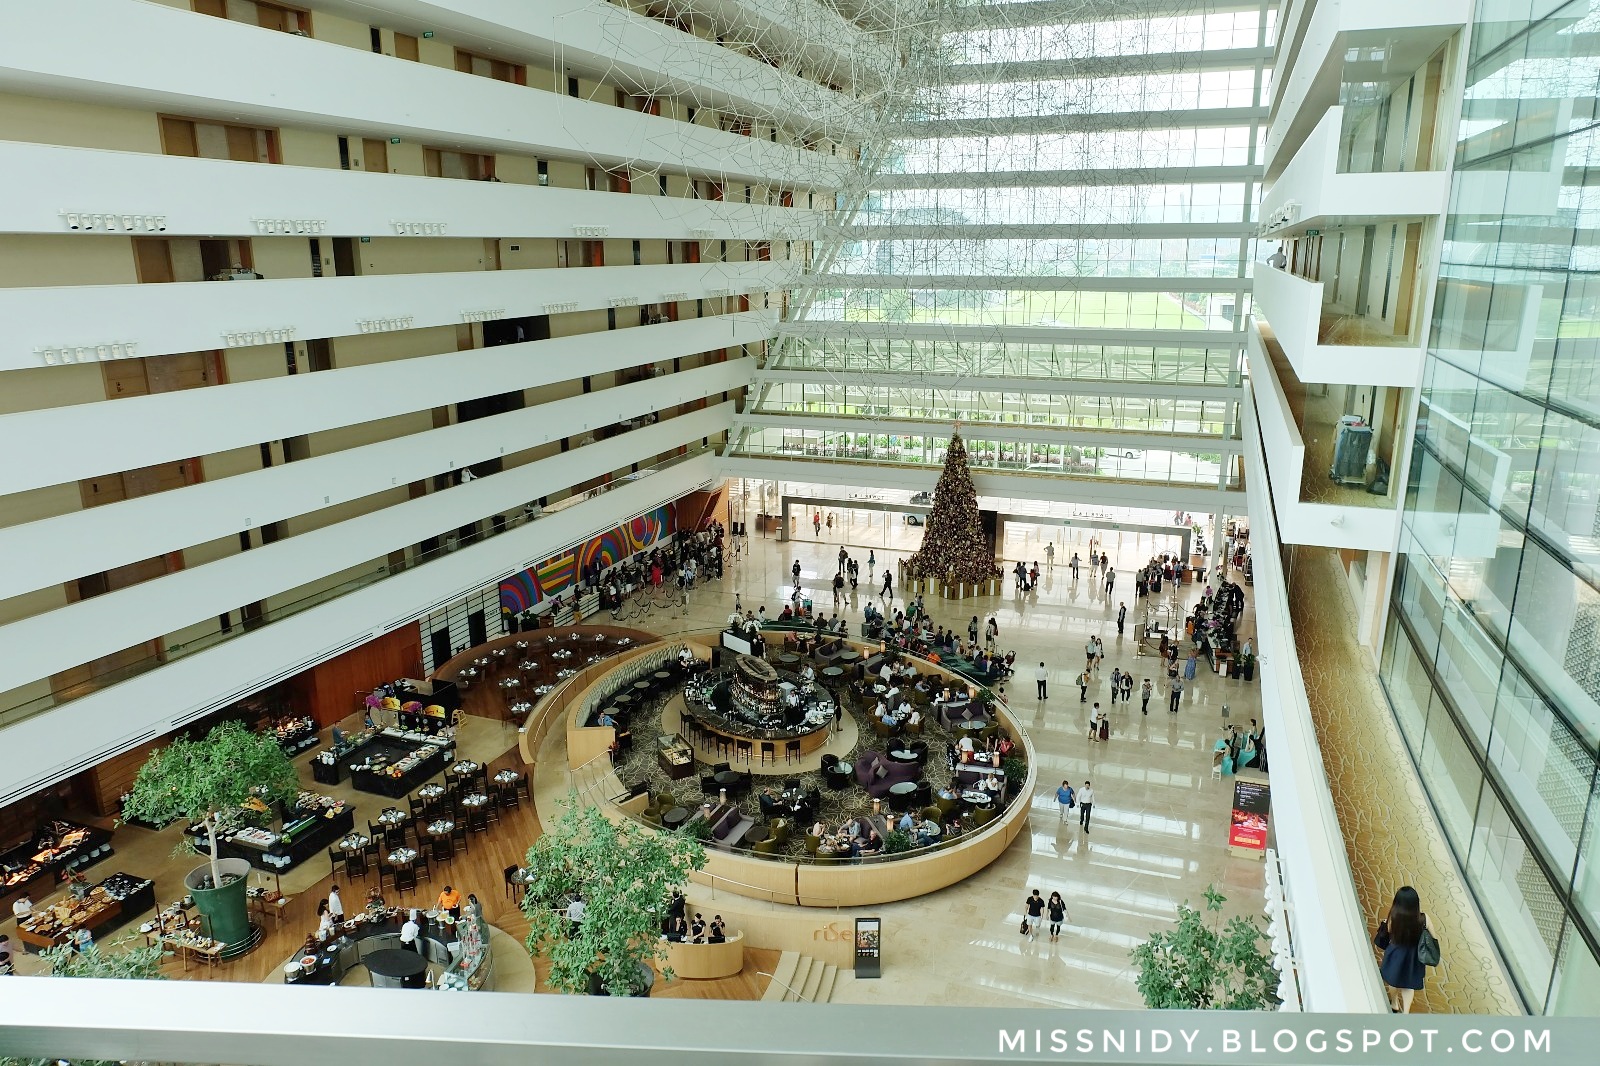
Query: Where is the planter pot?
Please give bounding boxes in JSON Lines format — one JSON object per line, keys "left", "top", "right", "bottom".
{"left": 184, "top": 857, "right": 252, "bottom": 949}
{"left": 586, "top": 961, "right": 655, "bottom": 997}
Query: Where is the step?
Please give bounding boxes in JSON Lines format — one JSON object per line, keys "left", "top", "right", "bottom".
{"left": 787, "top": 955, "right": 814, "bottom": 1001}
{"left": 762, "top": 951, "right": 800, "bottom": 1002}
{"left": 813, "top": 962, "right": 838, "bottom": 1004}
{"left": 798, "top": 956, "right": 825, "bottom": 1003}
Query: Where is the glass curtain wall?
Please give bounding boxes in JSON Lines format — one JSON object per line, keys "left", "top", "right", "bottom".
{"left": 729, "top": 0, "right": 1273, "bottom": 493}
{"left": 1378, "top": 0, "right": 1600, "bottom": 1015}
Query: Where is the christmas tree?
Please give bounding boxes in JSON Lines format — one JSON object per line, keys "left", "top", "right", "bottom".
{"left": 908, "top": 429, "right": 998, "bottom": 585}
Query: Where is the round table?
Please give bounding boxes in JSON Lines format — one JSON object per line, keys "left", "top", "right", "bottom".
{"left": 337, "top": 834, "right": 370, "bottom": 852}
{"left": 887, "top": 781, "right": 920, "bottom": 811}
{"left": 654, "top": 671, "right": 673, "bottom": 684}
{"left": 661, "top": 807, "right": 690, "bottom": 830}
{"left": 633, "top": 680, "right": 651, "bottom": 693}
{"left": 837, "top": 650, "right": 860, "bottom": 662}
{"left": 417, "top": 784, "right": 445, "bottom": 802}
{"left": 426, "top": 819, "right": 455, "bottom": 837}
{"left": 821, "top": 666, "right": 844, "bottom": 682}
{"left": 365, "top": 947, "right": 428, "bottom": 989}
{"left": 460, "top": 793, "right": 488, "bottom": 809}
{"left": 451, "top": 761, "right": 480, "bottom": 776}
{"left": 957, "top": 720, "right": 988, "bottom": 734}
{"left": 493, "top": 770, "right": 518, "bottom": 786}
{"left": 377, "top": 810, "right": 406, "bottom": 826}
{"left": 887, "top": 748, "right": 917, "bottom": 763}
{"left": 387, "top": 848, "right": 418, "bottom": 866}
{"left": 779, "top": 653, "right": 800, "bottom": 666}
{"left": 713, "top": 770, "right": 743, "bottom": 790}
{"left": 613, "top": 694, "right": 633, "bottom": 709}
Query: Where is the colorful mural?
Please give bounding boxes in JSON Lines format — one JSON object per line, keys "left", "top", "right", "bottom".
{"left": 498, "top": 503, "right": 675, "bottom": 615}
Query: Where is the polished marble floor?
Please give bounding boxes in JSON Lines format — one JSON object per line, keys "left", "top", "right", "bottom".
{"left": 627, "top": 525, "right": 1270, "bottom": 1009}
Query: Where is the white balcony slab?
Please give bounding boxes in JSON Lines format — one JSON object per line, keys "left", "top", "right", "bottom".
{"left": 0, "top": 450, "right": 716, "bottom": 806}
{"left": 1245, "top": 325, "right": 1399, "bottom": 552}
{"left": 0, "top": 140, "right": 824, "bottom": 243}
{"left": 734, "top": 411, "right": 1243, "bottom": 456}
{"left": 0, "top": 359, "right": 753, "bottom": 601}
{"left": 1266, "top": 0, "right": 1470, "bottom": 179}
{"left": 717, "top": 453, "right": 1245, "bottom": 513}
{"left": 0, "top": 311, "right": 775, "bottom": 496}
{"left": 2, "top": 258, "right": 795, "bottom": 370}
{"left": 1252, "top": 266, "right": 1423, "bottom": 387}
{"left": 0, "top": 405, "right": 729, "bottom": 692}
{"left": 320, "top": 0, "right": 872, "bottom": 134}
{"left": 0, "top": 0, "right": 850, "bottom": 189}
{"left": 1261, "top": 106, "right": 1450, "bottom": 236}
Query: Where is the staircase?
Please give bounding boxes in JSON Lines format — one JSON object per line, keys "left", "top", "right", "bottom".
{"left": 760, "top": 951, "right": 851, "bottom": 1003}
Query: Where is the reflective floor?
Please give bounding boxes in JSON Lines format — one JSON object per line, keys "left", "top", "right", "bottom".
{"left": 646, "top": 525, "right": 1269, "bottom": 1009}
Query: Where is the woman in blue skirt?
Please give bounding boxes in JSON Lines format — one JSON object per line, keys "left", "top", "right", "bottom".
{"left": 1373, "top": 886, "right": 1432, "bottom": 1013}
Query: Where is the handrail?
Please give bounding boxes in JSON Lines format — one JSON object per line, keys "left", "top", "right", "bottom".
{"left": 693, "top": 868, "right": 838, "bottom": 911}
{"left": 756, "top": 972, "right": 811, "bottom": 1003}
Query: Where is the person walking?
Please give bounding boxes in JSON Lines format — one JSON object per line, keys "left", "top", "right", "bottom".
{"left": 1169, "top": 675, "right": 1184, "bottom": 713}
{"left": 1070, "top": 552, "right": 1080, "bottom": 580}
{"left": 867, "top": 549, "right": 876, "bottom": 573}
{"left": 1120, "top": 670, "right": 1133, "bottom": 706}
{"left": 1099, "top": 552, "right": 1109, "bottom": 575}
{"left": 1076, "top": 668, "right": 1090, "bottom": 702}
{"left": 328, "top": 884, "right": 344, "bottom": 923}
{"left": 1046, "top": 891, "right": 1067, "bottom": 942}
{"left": 1116, "top": 601, "right": 1127, "bottom": 636}
{"left": 792, "top": 558, "right": 802, "bottom": 583}
{"left": 1077, "top": 781, "right": 1095, "bottom": 832}
{"left": 985, "top": 616, "right": 999, "bottom": 651}
{"left": 968, "top": 615, "right": 980, "bottom": 646}
{"left": 1374, "top": 887, "right": 1435, "bottom": 1013}
{"left": 1086, "top": 703, "right": 1104, "bottom": 741}
{"left": 1093, "top": 636, "right": 1105, "bottom": 675}
{"left": 1140, "top": 677, "right": 1153, "bottom": 715}
{"left": 881, "top": 569, "right": 893, "bottom": 601}
{"left": 837, "top": 547, "right": 847, "bottom": 574}
{"left": 1109, "top": 667, "right": 1122, "bottom": 704}
{"left": 813, "top": 512, "right": 821, "bottom": 536}
{"left": 1023, "top": 889, "right": 1046, "bottom": 940}
{"left": 1084, "top": 637, "right": 1096, "bottom": 672}
{"left": 1044, "top": 541, "right": 1055, "bottom": 569}
{"left": 1035, "top": 662, "right": 1049, "bottom": 701}
{"left": 832, "top": 571, "right": 845, "bottom": 609}
{"left": 1055, "top": 780, "right": 1075, "bottom": 821}
{"left": 1104, "top": 567, "right": 1116, "bottom": 595}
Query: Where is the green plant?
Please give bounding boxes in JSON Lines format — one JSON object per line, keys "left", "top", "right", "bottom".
{"left": 1001, "top": 755, "right": 1027, "bottom": 793}
{"left": 1130, "top": 886, "right": 1279, "bottom": 1010}
{"left": 1, "top": 936, "right": 167, "bottom": 1066}
{"left": 522, "top": 792, "right": 705, "bottom": 996}
{"left": 681, "top": 816, "right": 713, "bottom": 842}
{"left": 883, "top": 829, "right": 913, "bottom": 854}
{"left": 975, "top": 687, "right": 997, "bottom": 707}
{"left": 120, "top": 720, "right": 300, "bottom": 893}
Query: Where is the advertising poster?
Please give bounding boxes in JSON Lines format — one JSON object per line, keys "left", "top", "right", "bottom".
{"left": 854, "top": 917, "right": 881, "bottom": 978}
{"left": 1228, "top": 773, "right": 1270, "bottom": 854}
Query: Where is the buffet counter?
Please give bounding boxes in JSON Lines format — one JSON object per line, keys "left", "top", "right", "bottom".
{"left": 16, "top": 872, "right": 155, "bottom": 952}
{"left": 661, "top": 932, "right": 744, "bottom": 980}
{"left": 189, "top": 801, "right": 355, "bottom": 874}
{"left": 0, "top": 820, "right": 114, "bottom": 913}
{"left": 283, "top": 908, "right": 494, "bottom": 990}
{"left": 345, "top": 730, "right": 451, "bottom": 798}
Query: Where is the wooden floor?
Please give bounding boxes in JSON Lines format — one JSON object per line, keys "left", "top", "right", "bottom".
{"left": 5, "top": 682, "right": 771, "bottom": 1000}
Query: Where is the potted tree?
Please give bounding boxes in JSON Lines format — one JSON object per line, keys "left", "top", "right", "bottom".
{"left": 521, "top": 792, "right": 705, "bottom": 997}
{"left": 1130, "top": 886, "right": 1278, "bottom": 1009}
{"left": 121, "top": 720, "right": 300, "bottom": 950}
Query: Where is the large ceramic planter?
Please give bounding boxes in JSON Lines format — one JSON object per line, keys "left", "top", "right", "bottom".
{"left": 184, "top": 857, "right": 252, "bottom": 949}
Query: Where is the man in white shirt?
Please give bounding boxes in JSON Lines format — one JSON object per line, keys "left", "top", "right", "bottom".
{"left": 957, "top": 734, "right": 976, "bottom": 759}
{"left": 10, "top": 895, "right": 31, "bottom": 922}
{"left": 400, "top": 909, "right": 422, "bottom": 954}
{"left": 1077, "top": 781, "right": 1096, "bottom": 833}
{"left": 327, "top": 884, "right": 344, "bottom": 922}
{"left": 1034, "top": 661, "right": 1048, "bottom": 701}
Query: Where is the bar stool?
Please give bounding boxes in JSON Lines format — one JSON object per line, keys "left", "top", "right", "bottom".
{"left": 734, "top": 739, "right": 753, "bottom": 763}
{"left": 759, "top": 741, "right": 776, "bottom": 765}
{"left": 785, "top": 740, "right": 802, "bottom": 764}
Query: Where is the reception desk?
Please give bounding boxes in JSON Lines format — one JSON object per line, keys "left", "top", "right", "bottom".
{"left": 661, "top": 932, "right": 744, "bottom": 980}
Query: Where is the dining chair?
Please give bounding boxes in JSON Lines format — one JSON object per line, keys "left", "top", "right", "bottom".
{"left": 483, "top": 796, "right": 501, "bottom": 825}
{"left": 327, "top": 847, "right": 347, "bottom": 879}
{"left": 394, "top": 865, "right": 417, "bottom": 895}
{"left": 429, "top": 836, "right": 452, "bottom": 867}
{"left": 377, "top": 861, "right": 395, "bottom": 890}
{"left": 345, "top": 848, "right": 369, "bottom": 879}
{"left": 450, "top": 823, "right": 470, "bottom": 855}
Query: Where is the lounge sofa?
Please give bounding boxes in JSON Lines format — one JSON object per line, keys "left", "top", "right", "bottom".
{"left": 853, "top": 750, "right": 921, "bottom": 798}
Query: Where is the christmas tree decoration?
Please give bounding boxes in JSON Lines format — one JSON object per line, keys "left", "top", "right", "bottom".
{"left": 907, "top": 429, "right": 999, "bottom": 587}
